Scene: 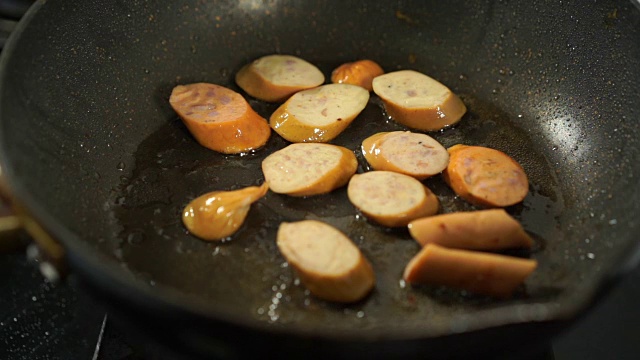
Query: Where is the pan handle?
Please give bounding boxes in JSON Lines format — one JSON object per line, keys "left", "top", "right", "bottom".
{"left": 0, "top": 201, "right": 22, "bottom": 251}
{"left": 0, "top": 176, "right": 66, "bottom": 281}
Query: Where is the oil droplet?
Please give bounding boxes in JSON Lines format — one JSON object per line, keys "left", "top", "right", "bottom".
{"left": 116, "top": 162, "right": 126, "bottom": 171}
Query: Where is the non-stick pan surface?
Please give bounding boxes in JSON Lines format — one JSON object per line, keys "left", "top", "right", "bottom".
{"left": 0, "top": 0, "right": 639, "bottom": 357}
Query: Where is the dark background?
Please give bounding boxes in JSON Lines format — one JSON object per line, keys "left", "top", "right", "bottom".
{"left": 1, "top": 247, "right": 638, "bottom": 359}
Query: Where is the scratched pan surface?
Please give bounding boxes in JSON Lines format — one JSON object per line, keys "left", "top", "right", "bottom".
{"left": 0, "top": 0, "right": 639, "bottom": 358}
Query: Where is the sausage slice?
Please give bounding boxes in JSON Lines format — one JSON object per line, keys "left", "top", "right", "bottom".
{"left": 182, "top": 183, "right": 269, "bottom": 241}
{"left": 403, "top": 243, "right": 537, "bottom": 298}
{"left": 443, "top": 144, "right": 529, "bottom": 207}
{"left": 277, "top": 220, "right": 375, "bottom": 303}
{"left": 361, "top": 131, "right": 449, "bottom": 179}
{"left": 169, "top": 83, "right": 271, "bottom": 154}
{"left": 235, "top": 55, "right": 324, "bottom": 102}
{"left": 270, "top": 84, "right": 369, "bottom": 143}
{"left": 262, "top": 143, "right": 357, "bottom": 197}
{"left": 331, "top": 59, "right": 384, "bottom": 91}
{"left": 372, "top": 70, "right": 466, "bottom": 131}
{"left": 408, "top": 209, "right": 533, "bottom": 250}
{"left": 347, "top": 171, "right": 439, "bottom": 227}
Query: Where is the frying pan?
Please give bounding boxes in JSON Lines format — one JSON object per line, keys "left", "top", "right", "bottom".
{"left": 1, "top": 0, "right": 639, "bottom": 358}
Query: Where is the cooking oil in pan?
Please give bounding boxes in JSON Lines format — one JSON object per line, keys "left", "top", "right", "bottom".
{"left": 110, "top": 85, "right": 566, "bottom": 329}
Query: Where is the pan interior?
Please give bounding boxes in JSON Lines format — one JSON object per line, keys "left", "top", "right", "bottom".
{"left": 0, "top": 0, "right": 638, "bottom": 335}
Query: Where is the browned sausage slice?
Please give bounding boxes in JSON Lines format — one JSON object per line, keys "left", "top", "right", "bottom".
{"left": 403, "top": 244, "right": 537, "bottom": 298}
{"left": 270, "top": 84, "right": 369, "bottom": 143}
{"left": 262, "top": 143, "right": 357, "bottom": 196}
{"left": 169, "top": 83, "right": 271, "bottom": 154}
{"left": 372, "top": 70, "right": 467, "bottom": 131}
{"left": 182, "top": 183, "right": 269, "bottom": 241}
{"left": 235, "top": 55, "right": 324, "bottom": 102}
{"left": 331, "top": 59, "right": 384, "bottom": 91}
{"left": 361, "top": 131, "right": 449, "bottom": 179}
{"left": 443, "top": 144, "right": 529, "bottom": 207}
{"left": 277, "top": 220, "right": 375, "bottom": 303}
{"left": 347, "top": 171, "right": 439, "bottom": 227}
{"left": 408, "top": 209, "right": 533, "bottom": 250}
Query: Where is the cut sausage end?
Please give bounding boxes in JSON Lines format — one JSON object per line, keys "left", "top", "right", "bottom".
{"left": 331, "top": 59, "right": 385, "bottom": 91}
{"left": 182, "top": 183, "right": 269, "bottom": 241}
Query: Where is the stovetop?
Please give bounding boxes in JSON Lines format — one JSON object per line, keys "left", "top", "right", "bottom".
{"left": 1, "top": 244, "right": 639, "bottom": 360}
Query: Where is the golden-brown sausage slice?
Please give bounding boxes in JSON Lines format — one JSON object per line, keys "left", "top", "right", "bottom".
{"left": 235, "top": 55, "right": 324, "bottom": 102}
{"left": 347, "top": 171, "right": 439, "bottom": 227}
{"left": 403, "top": 244, "right": 537, "bottom": 298}
{"left": 262, "top": 143, "right": 357, "bottom": 196}
{"left": 182, "top": 183, "right": 269, "bottom": 241}
{"left": 361, "top": 131, "right": 449, "bottom": 179}
{"left": 331, "top": 59, "right": 384, "bottom": 91}
{"left": 372, "top": 70, "right": 466, "bottom": 131}
{"left": 443, "top": 144, "right": 529, "bottom": 207}
{"left": 270, "top": 84, "right": 369, "bottom": 143}
{"left": 408, "top": 209, "right": 533, "bottom": 250}
{"left": 277, "top": 220, "right": 375, "bottom": 303}
{"left": 169, "top": 83, "right": 271, "bottom": 154}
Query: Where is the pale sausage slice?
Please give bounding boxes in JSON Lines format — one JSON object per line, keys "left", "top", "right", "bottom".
{"left": 403, "top": 244, "right": 537, "bottom": 298}
{"left": 361, "top": 131, "right": 449, "bottom": 180}
{"left": 408, "top": 209, "right": 533, "bottom": 250}
{"left": 372, "top": 70, "right": 466, "bottom": 131}
{"left": 277, "top": 220, "right": 375, "bottom": 303}
{"left": 270, "top": 84, "right": 369, "bottom": 143}
{"left": 235, "top": 55, "right": 324, "bottom": 102}
{"left": 169, "top": 83, "right": 271, "bottom": 154}
{"left": 331, "top": 59, "right": 384, "bottom": 91}
{"left": 443, "top": 144, "right": 529, "bottom": 207}
{"left": 347, "top": 171, "right": 439, "bottom": 227}
{"left": 262, "top": 143, "right": 357, "bottom": 197}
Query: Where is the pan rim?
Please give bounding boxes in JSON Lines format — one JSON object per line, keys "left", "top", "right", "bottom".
{"left": 1, "top": 0, "right": 639, "bottom": 344}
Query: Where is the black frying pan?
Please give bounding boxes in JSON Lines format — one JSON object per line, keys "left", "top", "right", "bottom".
{"left": 1, "top": 0, "right": 639, "bottom": 358}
